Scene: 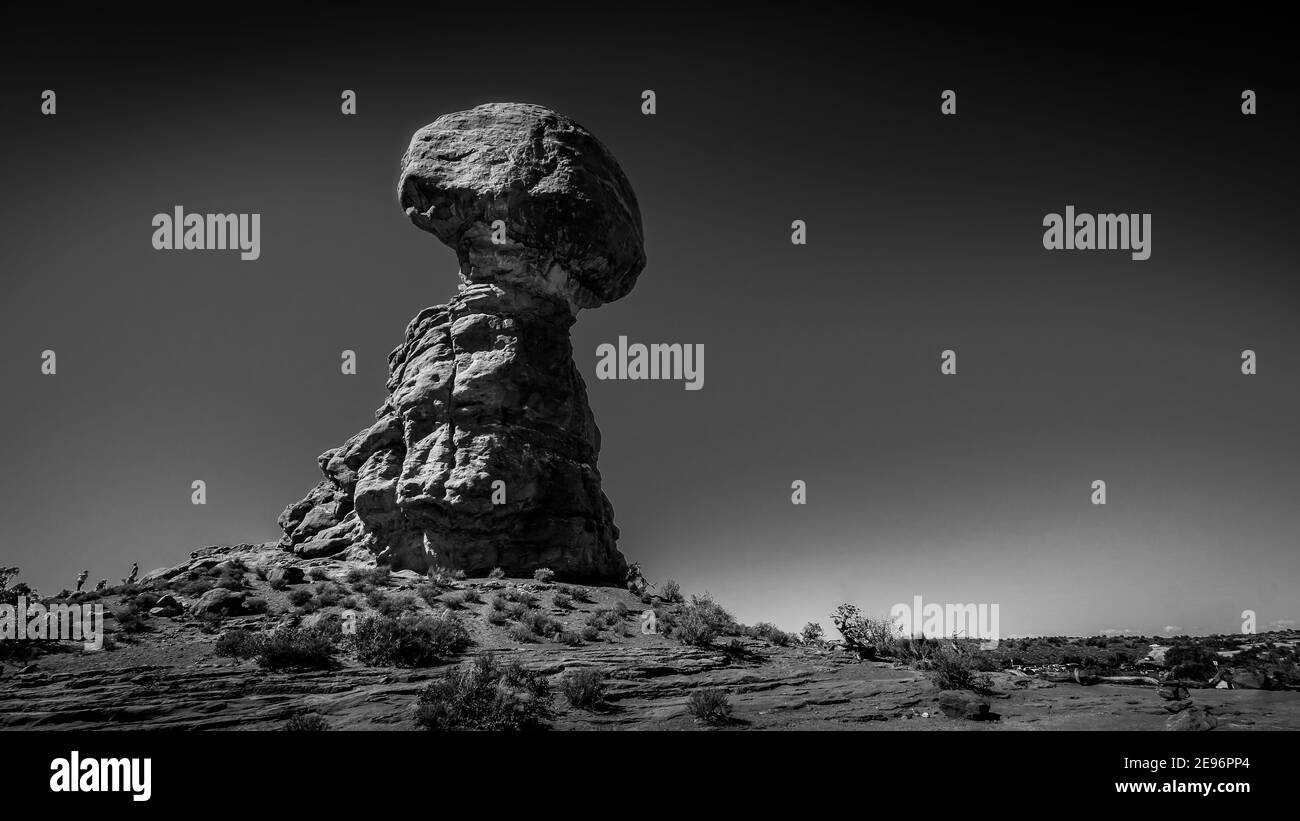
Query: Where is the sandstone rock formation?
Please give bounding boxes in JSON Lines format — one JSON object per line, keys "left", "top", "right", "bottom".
{"left": 278, "top": 103, "right": 643, "bottom": 582}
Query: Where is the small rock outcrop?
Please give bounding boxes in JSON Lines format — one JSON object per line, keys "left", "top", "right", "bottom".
{"left": 278, "top": 103, "right": 643, "bottom": 582}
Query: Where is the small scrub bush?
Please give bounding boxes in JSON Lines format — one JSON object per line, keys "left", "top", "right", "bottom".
{"left": 533, "top": 568, "right": 555, "bottom": 584}
{"left": 660, "top": 579, "right": 683, "bottom": 603}
{"left": 349, "top": 613, "right": 470, "bottom": 667}
{"left": 687, "top": 688, "right": 732, "bottom": 725}
{"left": 283, "top": 713, "right": 330, "bottom": 731}
{"left": 561, "top": 668, "right": 606, "bottom": 709}
{"left": 415, "top": 653, "right": 552, "bottom": 731}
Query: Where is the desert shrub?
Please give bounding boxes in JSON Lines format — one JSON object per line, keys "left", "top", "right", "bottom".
{"left": 346, "top": 566, "right": 391, "bottom": 592}
{"left": 672, "top": 609, "right": 716, "bottom": 647}
{"left": 488, "top": 567, "right": 506, "bottom": 580}
{"left": 557, "top": 630, "right": 585, "bottom": 647}
{"left": 747, "top": 622, "right": 793, "bottom": 646}
{"left": 437, "top": 592, "right": 467, "bottom": 611}
{"left": 308, "top": 567, "right": 331, "bottom": 581}
{"left": 253, "top": 626, "right": 338, "bottom": 670}
{"left": 487, "top": 610, "right": 508, "bottom": 626}
{"left": 341, "top": 594, "right": 360, "bottom": 609}
{"left": 927, "top": 649, "right": 993, "bottom": 692}
{"left": 269, "top": 577, "right": 289, "bottom": 591}
{"left": 214, "top": 628, "right": 260, "bottom": 659}
{"left": 509, "top": 623, "right": 538, "bottom": 643}
{"left": 831, "top": 604, "right": 904, "bottom": 658}
{"left": 111, "top": 606, "right": 150, "bottom": 634}
{"left": 688, "top": 594, "right": 737, "bottom": 635}
{"left": 580, "top": 625, "right": 600, "bottom": 642}
{"left": 520, "top": 612, "right": 560, "bottom": 638}
{"left": 553, "top": 592, "right": 572, "bottom": 610}
{"left": 488, "top": 593, "right": 507, "bottom": 611}
{"left": 177, "top": 578, "right": 215, "bottom": 598}
{"left": 283, "top": 713, "right": 330, "bottom": 731}
{"left": 349, "top": 613, "right": 470, "bottom": 667}
{"left": 505, "top": 602, "right": 528, "bottom": 620}
{"left": 687, "top": 688, "right": 732, "bottom": 725}
{"left": 426, "top": 565, "right": 462, "bottom": 585}
{"left": 560, "top": 585, "right": 593, "bottom": 603}
{"left": 133, "top": 592, "right": 160, "bottom": 611}
{"left": 533, "top": 568, "right": 555, "bottom": 584}
{"left": 508, "top": 589, "right": 538, "bottom": 609}
{"left": 1166, "top": 644, "right": 1217, "bottom": 681}
{"left": 460, "top": 588, "right": 481, "bottom": 605}
{"left": 286, "top": 588, "right": 313, "bottom": 608}
{"left": 243, "top": 597, "right": 269, "bottom": 614}
{"left": 611, "top": 601, "right": 629, "bottom": 618}
{"left": 562, "top": 668, "right": 606, "bottom": 709}
{"left": 660, "top": 579, "right": 683, "bottom": 603}
{"left": 586, "top": 608, "right": 621, "bottom": 630}
{"left": 313, "top": 582, "right": 345, "bottom": 607}
{"left": 371, "top": 590, "right": 420, "bottom": 618}
{"left": 415, "top": 654, "right": 552, "bottom": 731}
{"left": 1061, "top": 652, "right": 1084, "bottom": 666}
{"left": 801, "top": 622, "right": 824, "bottom": 644}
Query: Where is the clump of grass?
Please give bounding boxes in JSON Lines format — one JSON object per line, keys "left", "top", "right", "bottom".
{"left": 374, "top": 590, "right": 422, "bottom": 618}
{"left": 282, "top": 713, "right": 330, "bottom": 731}
{"left": 509, "top": 623, "right": 539, "bottom": 643}
{"left": 687, "top": 688, "right": 732, "bottom": 725}
{"left": 488, "top": 567, "right": 506, "bottom": 580}
{"left": 348, "top": 613, "right": 471, "bottom": 667}
{"left": 562, "top": 668, "right": 606, "bottom": 709}
{"left": 308, "top": 567, "right": 332, "bottom": 581}
{"left": 415, "top": 654, "right": 552, "bottom": 731}
{"left": 437, "top": 591, "right": 467, "bottom": 610}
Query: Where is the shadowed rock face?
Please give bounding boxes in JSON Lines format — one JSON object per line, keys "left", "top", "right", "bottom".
{"left": 278, "top": 102, "right": 642, "bottom": 581}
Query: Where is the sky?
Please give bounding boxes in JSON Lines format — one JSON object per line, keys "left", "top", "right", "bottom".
{"left": 1, "top": 3, "right": 1296, "bottom": 637}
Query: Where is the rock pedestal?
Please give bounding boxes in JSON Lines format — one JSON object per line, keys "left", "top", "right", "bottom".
{"left": 278, "top": 103, "right": 644, "bottom": 582}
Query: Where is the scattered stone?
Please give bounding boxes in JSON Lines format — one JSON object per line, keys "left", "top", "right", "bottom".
{"left": 189, "top": 589, "right": 247, "bottom": 616}
{"left": 1156, "top": 684, "right": 1189, "bottom": 701}
{"left": 148, "top": 594, "right": 184, "bottom": 618}
{"left": 1165, "top": 706, "right": 1217, "bottom": 731}
{"left": 937, "top": 690, "right": 994, "bottom": 721}
{"left": 266, "top": 567, "right": 305, "bottom": 587}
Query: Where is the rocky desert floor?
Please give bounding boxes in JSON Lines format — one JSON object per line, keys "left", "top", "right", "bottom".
{"left": 3, "top": 544, "right": 1298, "bottom": 732}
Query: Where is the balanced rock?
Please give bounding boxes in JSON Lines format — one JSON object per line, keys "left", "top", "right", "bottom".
{"left": 279, "top": 103, "right": 642, "bottom": 582}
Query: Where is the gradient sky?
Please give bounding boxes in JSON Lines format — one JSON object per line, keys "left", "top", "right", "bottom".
{"left": 2, "top": 4, "right": 1296, "bottom": 638}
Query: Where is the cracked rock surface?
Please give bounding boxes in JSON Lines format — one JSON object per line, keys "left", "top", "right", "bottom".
{"left": 279, "top": 103, "right": 643, "bottom": 581}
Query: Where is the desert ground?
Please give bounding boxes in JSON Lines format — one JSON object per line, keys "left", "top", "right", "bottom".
{"left": 2, "top": 544, "right": 1297, "bottom": 731}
